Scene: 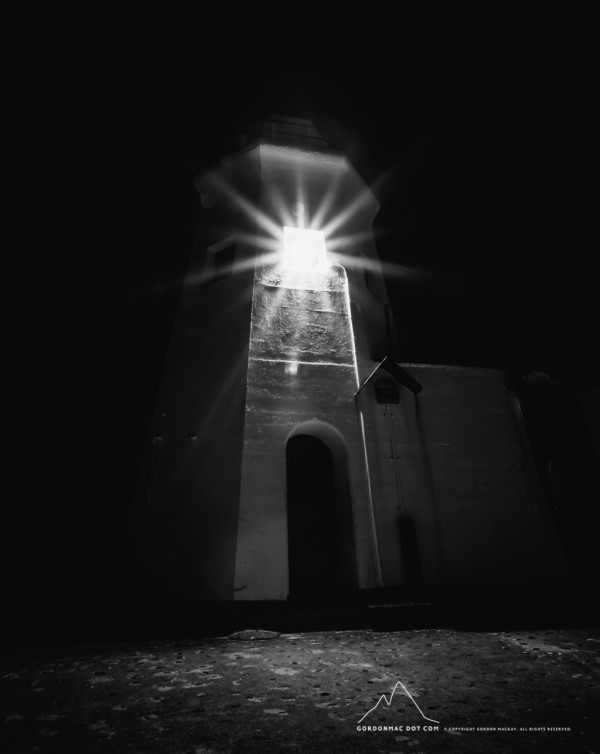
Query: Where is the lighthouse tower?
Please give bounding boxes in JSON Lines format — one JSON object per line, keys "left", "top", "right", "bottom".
{"left": 123, "top": 116, "right": 567, "bottom": 608}
{"left": 124, "top": 117, "right": 391, "bottom": 603}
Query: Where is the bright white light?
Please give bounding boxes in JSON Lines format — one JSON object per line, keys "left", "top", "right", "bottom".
{"left": 283, "top": 227, "right": 328, "bottom": 271}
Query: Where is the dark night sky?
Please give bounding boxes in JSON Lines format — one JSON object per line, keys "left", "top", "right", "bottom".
{"left": 9, "top": 9, "right": 597, "bottom": 631}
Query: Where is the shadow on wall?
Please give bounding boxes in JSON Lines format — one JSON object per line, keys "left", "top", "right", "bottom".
{"left": 514, "top": 373, "right": 600, "bottom": 582}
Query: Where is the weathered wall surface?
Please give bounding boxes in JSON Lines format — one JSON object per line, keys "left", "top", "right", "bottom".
{"left": 234, "top": 263, "right": 378, "bottom": 599}
{"left": 231, "top": 143, "right": 386, "bottom": 600}
{"left": 359, "top": 365, "right": 569, "bottom": 587}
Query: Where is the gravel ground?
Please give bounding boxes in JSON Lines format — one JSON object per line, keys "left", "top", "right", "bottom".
{"left": 2, "top": 627, "right": 599, "bottom": 754}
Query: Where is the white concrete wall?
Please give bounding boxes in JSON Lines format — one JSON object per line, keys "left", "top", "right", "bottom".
{"left": 359, "top": 364, "right": 569, "bottom": 586}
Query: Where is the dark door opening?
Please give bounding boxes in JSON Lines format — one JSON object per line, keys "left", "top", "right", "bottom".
{"left": 286, "top": 434, "right": 353, "bottom": 608}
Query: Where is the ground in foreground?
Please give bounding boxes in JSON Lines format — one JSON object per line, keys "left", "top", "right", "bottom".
{"left": 2, "top": 627, "right": 599, "bottom": 753}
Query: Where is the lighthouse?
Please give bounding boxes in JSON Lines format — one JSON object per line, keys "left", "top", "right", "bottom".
{"left": 123, "top": 116, "right": 567, "bottom": 609}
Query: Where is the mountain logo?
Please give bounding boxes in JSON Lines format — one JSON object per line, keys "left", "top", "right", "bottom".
{"left": 358, "top": 680, "right": 440, "bottom": 725}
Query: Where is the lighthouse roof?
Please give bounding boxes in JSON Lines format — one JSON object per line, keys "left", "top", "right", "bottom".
{"left": 244, "top": 114, "right": 337, "bottom": 154}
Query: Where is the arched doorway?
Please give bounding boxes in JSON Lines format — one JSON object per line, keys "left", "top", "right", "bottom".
{"left": 286, "top": 424, "right": 357, "bottom": 607}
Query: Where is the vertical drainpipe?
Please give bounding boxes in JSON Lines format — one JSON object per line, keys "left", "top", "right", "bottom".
{"left": 384, "top": 302, "right": 407, "bottom": 514}
{"left": 345, "top": 276, "right": 383, "bottom": 588}
{"left": 356, "top": 399, "right": 384, "bottom": 587}
{"left": 384, "top": 304, "right": 406, "bottom": 506}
